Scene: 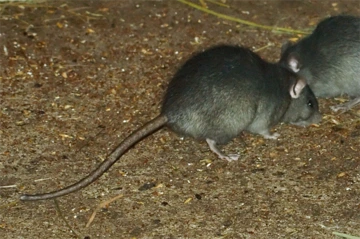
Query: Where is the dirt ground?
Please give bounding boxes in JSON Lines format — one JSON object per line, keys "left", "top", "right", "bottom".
{"left": 0, "top": 0, "right": 359, "bottom": 238}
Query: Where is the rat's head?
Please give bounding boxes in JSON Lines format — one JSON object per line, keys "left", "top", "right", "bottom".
{"left": 282, "top": 75, "right": 322, "bottom": 126}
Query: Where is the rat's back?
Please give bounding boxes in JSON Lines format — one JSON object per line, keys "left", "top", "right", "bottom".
{"left": 161, "top": 45, "right": 288, "bottom": 144}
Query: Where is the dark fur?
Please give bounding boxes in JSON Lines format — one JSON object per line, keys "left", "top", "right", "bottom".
{"left": 280, "top": 15, "right": 360, "bottom": 110}
{"left": 21, "top": 45, "right": 321, "bottom": 201}
{"left": 163, "top": 45, "right": 320, "bottom": 143}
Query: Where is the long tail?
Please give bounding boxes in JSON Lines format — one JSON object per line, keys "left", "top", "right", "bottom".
{"left": 20, "top": 115, "right": 168, "bottom": 201}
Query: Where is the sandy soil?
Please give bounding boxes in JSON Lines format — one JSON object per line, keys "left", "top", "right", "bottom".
{"left": 0, "top": 0, "right": 359, "bottom": 238}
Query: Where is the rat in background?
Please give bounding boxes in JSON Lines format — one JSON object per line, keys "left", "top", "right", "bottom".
{"left": 20, "top": 45, "right": 321, "bottom": 201}
{"left": 280, "top": 15, "right": 360, "bottom": 112}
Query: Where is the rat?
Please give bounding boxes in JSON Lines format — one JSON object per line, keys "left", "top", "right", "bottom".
{"left": 20, "top": 45, "right": 321, "bottom": 201}
{"left": 280, "top": 15, "right": 360, "bottom": 112}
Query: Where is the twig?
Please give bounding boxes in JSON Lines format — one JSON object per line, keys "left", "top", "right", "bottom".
{"left": 177, "top": 0, "right": 310, "bottom": 35}
{"left": 54, "top": 199, "right": 82, "bottom": 239}
{"left": 253, "top": 42, "right": 275, "bottom": 52}
{"left": 333, "top": 232, "right": 360, "bottom": 239}
{"left": 0, "top": 184, "right": 17, "bottom": 189}
{"left": 34, "top": 178, "right": 52, "bottom": 183}
{"left": 86, "top": 194, "right": 123, "bottom": 227}
{"left": 206, "top": 0, "right": 230, "bottom": 8}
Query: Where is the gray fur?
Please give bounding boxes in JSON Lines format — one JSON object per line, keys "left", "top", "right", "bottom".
{"left": 280, "top": 15, "right": 360, "bottom": 111}
{"left": 162, "top": 45, "right": 321, "bottom": 144}
{"left": 20, "top": 45, "right": 321, "bottom": 201}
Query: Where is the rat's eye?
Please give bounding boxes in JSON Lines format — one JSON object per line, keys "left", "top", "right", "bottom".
{"left": 307, "top": 100, "right": 314, "bottom": 108}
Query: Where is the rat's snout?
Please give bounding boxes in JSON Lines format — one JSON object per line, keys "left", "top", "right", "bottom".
{"left": 305, "top": 111, "right": 322, "bottom": 126}
{"left": 312, "top": 111, "right": 322, "bottom": 124}
{"left": 309, "top": 111, "right": 322, "bottom": 126}
{"left": 290, "top": 111, "right": 322, "bottom": 127}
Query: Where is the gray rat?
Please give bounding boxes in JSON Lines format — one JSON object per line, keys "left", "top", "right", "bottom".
{"left": 20, "top": 45, "right": 321, "bottom": 201}
{"left": 280, "top": 15, "right": 360, "bottom": 112}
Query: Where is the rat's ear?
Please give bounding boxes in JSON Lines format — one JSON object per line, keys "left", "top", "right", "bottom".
{"left": 287, "top": 53, "right": 301, "bottom": 73}
{"left": 280, "top": 41, "right": 302, "bottom": 73}
{"left": 289, "top": 78, "right": 306, "bottom": 99}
